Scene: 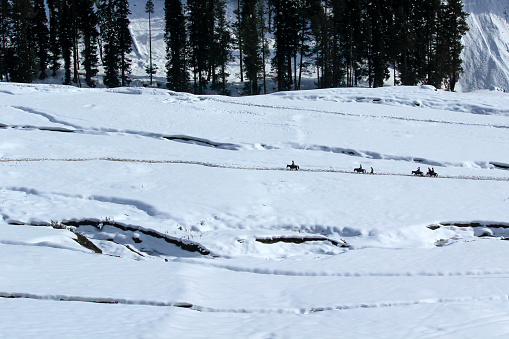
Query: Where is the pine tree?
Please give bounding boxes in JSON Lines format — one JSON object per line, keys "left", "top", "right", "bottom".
{"left": 394, "top": 0, "right": 420, "bottom": 85}
{"left": 47, "top": 0, "right": 60, "bottom": 77}
{"left": 32, "top": 0, "right": 49, "bottom": 79}
{"left": 164, "top": 0, "right": 189, "bottom": 91}
{"left": 0, "top": 0, "right": 13, "bottom": 81}
{"left": 59, "top": 0, "right": 74, "bottom": 85}
{"left": 79, "top": 0, "right": 99, "bottom": 87}
{"left": 440, "top": 0, "right": 468, "bottom": 91}
{"left": 271, "top": 0, "right": 300, "bottom": 91}
{"left": 309, "top": 1, "right": 333, "bottom": 88}
{"left": 258, "top": 0, "right": 270, "bottom": 94}
{"left": 415, "top": 0, "right": 441, "bottom": 86}
{"left": 294, "top": 0, "right": 314, "bottom": 90}
{"left": 117, "top": 0, "right": 132, "bottom": 86}
{"left": 364, "top": 0, "right": 389, "bottom": 88}
{"left": 98, "top": 0, "right": 132, "bottom": 87}
{"left": 99, "top": 0, "right": 120, "bottom": 87}
{"left": 210, "top": 0, "right": 232, "bottom": 95}
{"left": 240, "top": 0, "right": 262, "bottom": 95}
{"left": 330, "top": 0, "right": 347, "bottom": 87}
{"left": 233, "top": 0, "right": 244, "bottom": 82}
{"left": 145, "top": 0, "right": 157, "bottom": 86}
{"left": 10, "top": 0, "right": 38, "bottom": 82}
{"left": 187, "top": 0, "right": 212, "bottom": 94}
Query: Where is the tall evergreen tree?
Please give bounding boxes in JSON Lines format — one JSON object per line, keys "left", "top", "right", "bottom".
{"left": 440, "top": 0, "right": 468, "bottom": 91}
{"left": 309, "top": 1, "right": 333, "bottom": 88}
{"left": 145, "top": 0, "right": 156, "bottom": 85}
{"left": 294, "top": 0, "right": 314, "bottom": 90}
{"left": 99, "top": 0, "right": 120, "bottom": 87}
{"left": 364, "top": 0, "right": 390, "bottom": 87}
{"left": 270, "top": 0, "right": 299, "bottom": 91}
{"left": 47, "top": 0, "right": 61, "bottom": 77}
{"left": 164, "top": 0, "right": 189, "bottom": 91}
{"left": 187, "top": 0, "right": 212, "bottom": 94}
{"left": 210, "top": 0, "right": 232, "bottom": 95}
{"left": 32, "top": 0, "right": 49, "bottom": 79}
{"left": 394, "top": 0, "right": 420, "bottom": 85}
{"left": 258, "top": 0, "right": 270, "bottom": 94}
{"left": 233, "top": 0, "right": 244, "bottom": 82}
{"left": 240, "top": 0, "right": 262, "bottom": 95}
{"left": 10, "top": 0, "right": 38, "bottom": 82}
{"left": 0, "top": 0, "right": 13, "bottom": 80}
{"left": 59, "top": 0, "right": 75, "bottom": 84}
{"left": 79, "top": 0, "right": 99, "bottom": 87}
{"left": 98, "top": 0, "right": 132, "bottom": 87}
{"left": 415, "top": 0, "right": 441, "bottom": 86}
{"left": 117, "top": 0, "right": 132, "bottom": 86}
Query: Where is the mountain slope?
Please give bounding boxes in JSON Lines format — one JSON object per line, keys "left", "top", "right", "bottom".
{"left": 459, "top": 0, "right": 509, "bottom": 92}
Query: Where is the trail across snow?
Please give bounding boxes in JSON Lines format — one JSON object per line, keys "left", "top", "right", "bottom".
{"left": 0, "top": 157, "right": 508, "bottom": 181}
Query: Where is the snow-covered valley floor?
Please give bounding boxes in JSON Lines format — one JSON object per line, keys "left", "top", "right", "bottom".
{"left": 1, "top": 83, "right": 509, "bottom": 338}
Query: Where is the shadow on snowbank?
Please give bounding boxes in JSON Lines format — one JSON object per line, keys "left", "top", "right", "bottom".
{"left": 8, "top": 218, "right": 214, "bottom": 258}
{"left": 428, "top": 221, "right": 509, "bottom": 246}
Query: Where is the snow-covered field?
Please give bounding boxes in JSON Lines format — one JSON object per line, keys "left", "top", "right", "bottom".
{"left": 1, "top": 83, "right": 509, "bottom": 337}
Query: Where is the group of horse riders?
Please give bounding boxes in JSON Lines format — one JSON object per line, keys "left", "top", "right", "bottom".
{"left": 353, "top": 164, "right": 373, "bottom": 174}
{"left": 287, "top": 161, "right": 438, "bottom": 177}
{"left": 412, "top": 166, "right": 438, "bottom": 177}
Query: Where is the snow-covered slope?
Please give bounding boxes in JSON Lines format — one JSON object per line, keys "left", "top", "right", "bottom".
{"left": 459, "top": 0, "right": 509, "bottom": 92}
{"left": 1, "top": 83, "right": 509, "bottom": 337}
{"left": 125, "top": 0, "right": 509, "bottom": 92}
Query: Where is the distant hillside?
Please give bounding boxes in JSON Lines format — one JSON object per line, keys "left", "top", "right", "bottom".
{"left": 126, "top": 0, "right": 509, "bottom": 92}
{"left": 459, "top": 0, "right": 509, "bottom": 92}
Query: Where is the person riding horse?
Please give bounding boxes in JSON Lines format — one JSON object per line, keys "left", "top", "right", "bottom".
{"left": 287, "top": 160, "right": 299, "bottom": 170}
{"left": 412, "top": 167, "right": 423, "bottom": 176}
{"left": 427, "top": 167, "right": 438, "bottom": 177}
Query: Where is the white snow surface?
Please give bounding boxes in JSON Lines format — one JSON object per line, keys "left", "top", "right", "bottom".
{"left": 1, "top": 83, "right": 509, "bottom": 337}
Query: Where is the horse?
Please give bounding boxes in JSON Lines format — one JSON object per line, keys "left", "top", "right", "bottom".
{"left": 426, "top": 169, "right": 438, "bottom": 177}
{"left": 287, "top": 161, "right": 299, "bottom": 170}
{"left": 412, "top": 167, "right": 424, "bottom": 176}
{"left": 354, "top": 166, "right": 366, "bottom": 174}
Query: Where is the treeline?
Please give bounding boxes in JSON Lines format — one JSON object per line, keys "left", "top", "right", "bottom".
{"left": 0, "top": 0, "right": 131, "bottom": 87}
{"left": 0, "top": 0, "right": 469, "bottom": 94}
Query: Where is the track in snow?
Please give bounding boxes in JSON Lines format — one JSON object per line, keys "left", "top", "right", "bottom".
{"left": 1, "top": 157, "right": 508, "bottom": 182}
{"left": 2, "top": 291, "right": 509, "bottom": 315}
{"left": 203, "top": 96, "right": 509, "bottom": 129}
{"left": 3, "top": 114, "right": 508, "bottom": 171}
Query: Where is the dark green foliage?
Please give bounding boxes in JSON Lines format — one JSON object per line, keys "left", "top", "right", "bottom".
{"left": 145, "top": 0, "right": 156, "bottom": 86}
{"left": 47, "top": 0, "right": 61, "bottom": 77}
{"left": 10, "top": 0, "right": 38, "bottom": 83}
{"left": 187, "top": 0, "right": 212, "bottom": 94}
{"left": 98, "top": 0, "right": 132, "bottom": 87}
{"left": 270, "top": 0, "right": 300, "bottom": 91}
{"left": 0, "top": 0, "right": 469, "bottom": 93}
{"left": 440, "top": 0, "right": 469, "bottom": 91}
{"left": 210, "top": 0, "right": 232, "bottom": 95}
{"left": 0, "top": 0, "right": 13, "bottom": 80}
{"left": 117, "top": 0, "right": 132, "bottom": 86}
{"left": 240, "top": 0, "right": 263, "bottom": 95}
{"left": 80, "top": 0, "right": 100, "bottom": 87}
{"left": 309, "top": 1, "right": 332, "bottom": 88}
{"left": 32, "top": 0, "right": 49, "bottom": 79}
{"left": 164, "top": 0, "right": 189, "bottom": 92}
{"left": 59, "top": 0, "right": 74, "bottom": 84}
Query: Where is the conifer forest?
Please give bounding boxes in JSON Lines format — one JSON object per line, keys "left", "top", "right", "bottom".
{"left": 0, "top": 0, "right": 469, "bottom": 94}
